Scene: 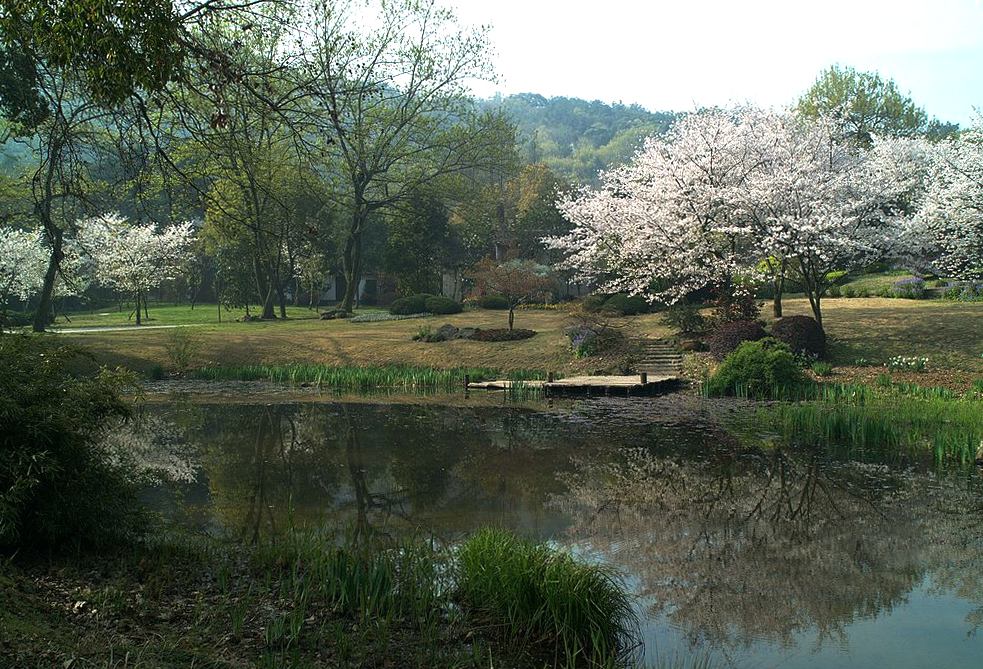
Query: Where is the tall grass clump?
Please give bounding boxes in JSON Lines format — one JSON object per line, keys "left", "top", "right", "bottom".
{"left": 456, "top": 528, "right": 639, "bottom": 667}
{"left": 193, "top": 363, "right": 545, "bottom": 393}
{"left": 254, "top": 530, "right": 444, "bottom": 625}
{"left": 758, "top": 395, "right": 983, "bottom": 465}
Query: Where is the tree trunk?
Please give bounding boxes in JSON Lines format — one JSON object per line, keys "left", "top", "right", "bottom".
{"left": 143, "top": 296, "right": 149, "bottom": 321}
{"left": 261, "top": 291, "right": 276, "bottom": 320}
{"left": 135, "top": 291, "right": 142, "bottom": 325}
{"left": 772, "top": 282, "right": 784, "bottom": 319}
{"left": 32, "top": 228, "right": 64, "bottom": 332}
{"left": 340, "top": 218, "right": 365, "bottom": 313}
{"left": 508, "top": 306, "right": 514, "bottom": 331}
{"left": 277, "top": 281, "right": 287, "bottom": 319}
{"left": 255, "top": 257, "right": 275, "bottom": 319}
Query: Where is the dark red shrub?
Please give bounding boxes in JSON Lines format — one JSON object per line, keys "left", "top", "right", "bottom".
{"left": 770, "top": 315, "right": 826, "bottom": 359}
{"left": 708, "top": 320, "right": 767, "bottom": 360}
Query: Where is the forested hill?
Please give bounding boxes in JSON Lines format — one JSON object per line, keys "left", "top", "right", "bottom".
{"left": 488, "top": 93, "right": 678, "bottom": 183}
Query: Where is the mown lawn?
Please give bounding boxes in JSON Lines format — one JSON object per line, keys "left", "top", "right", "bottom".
{"left": 765, "top": 297, "right": 983, "bottom": 372}
{"left": 51, "top": 297, "right": 983, "bottom": 376}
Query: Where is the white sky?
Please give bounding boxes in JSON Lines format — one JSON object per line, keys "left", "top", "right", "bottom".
{"left": 454, "top": 0, "right": 983, "bottom": 124}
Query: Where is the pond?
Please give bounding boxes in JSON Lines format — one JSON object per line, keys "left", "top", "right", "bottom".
{"left": 119, "top": 394, "right": 983, "bottom": 669}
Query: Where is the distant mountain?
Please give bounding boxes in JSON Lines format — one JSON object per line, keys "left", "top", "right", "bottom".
{"left": 487, "top": 93, "right": 678, "bottom": 183}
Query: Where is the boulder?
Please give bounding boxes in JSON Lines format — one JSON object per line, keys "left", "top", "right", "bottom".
{"left": 436, "top": 324, "right": 460, "bottom": 340}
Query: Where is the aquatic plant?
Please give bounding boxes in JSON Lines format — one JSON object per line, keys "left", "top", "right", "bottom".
{"left": 756, "top": 395, "right": 983, "bottom": 465}
{"left": 456, "top": 528, "right": 640, "bottom": 667}
{"left": 192, "top": 363, "right": 544, "bottom": 392}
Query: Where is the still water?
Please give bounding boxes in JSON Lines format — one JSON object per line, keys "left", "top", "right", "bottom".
{"left": 120, "top": 395, "right": 983, "bottom": 668}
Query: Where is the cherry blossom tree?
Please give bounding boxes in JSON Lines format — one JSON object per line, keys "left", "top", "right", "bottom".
{"left": 549, "top": 108, "right": 763, "bottom": 306}
{"left": 913, "top": 120, "right": 983, "bottom": 281}
{"left": 550, "top": 108, "right": 923, "bottom": 326}
{"left": 79, "top": 213, "right": 197, "bottom": 325}
{"left": 741, "top": 116, "right": 928, "bottom": 324}
{"left": 0, "top": 228, "right": 48, "bottom": 328}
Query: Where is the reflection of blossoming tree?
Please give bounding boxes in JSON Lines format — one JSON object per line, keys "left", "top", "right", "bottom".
{"left": 103, "top": 412, "right": 200, "bottom": 485}
{"left": 551, "top": 443, "right": 983, "bottom": 649}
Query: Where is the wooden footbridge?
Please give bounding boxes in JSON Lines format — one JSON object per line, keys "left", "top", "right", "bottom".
{"left": 467, "top": 338, "right": 684, "bottom": 397}
{"left": 467, "top": 373, "right": 679, "bottom": 396}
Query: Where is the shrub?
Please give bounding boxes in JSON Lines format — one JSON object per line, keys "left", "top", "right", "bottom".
{"left": 770, "top": 315, "right": 826, "bottom": 359}
{"left": 707, "top": 319, "right": 767, "bottom": 360}
{"left": 163, "top": 328, "right": 202, "bottom": 372}
{"left": 707, "top": 338, "right": 807, "bottom": 398}
{"left": 469, "top": 328, "right": 536, "bottom": 342}
{"left": 389, "top": 294, "right": 431, "bottom": 315}
{"left": 841, "top": 285, "right": 856, "bottom": 298}
{"left": 477, "top": 293, "right": 509, "bottom": 310}
{"left": 811, "top": 361, "right": 834, "bottom": 377}
{"left": 601, "top": 293, "right": 649, "bottom": 316}
{"left": 457, "top": 528, "right": 639, "bottom": 666}
{"left": 581, "top": 294, "right": 608, "bottom": 313}
{"left": 711, "top": 291, "right": 761, "bottom": 324}
{"left": 890, "top": 277, "right": 925, "bottom": 299}
{"left": 941, "top": 282, "right": 983, "bottom": 302}
{"left": 424, "top": 296, "right": 462, "bottom": 315}
{"left": 565, "top": 324, "right": 629, "bottom": 358}
{"left": 0, "top": 336, "right": 146, "bottom": 550}
{"left": 662, "top": 303, "right": 706, "bottom": 334}
{"left": 827, "top": 285, "right": 841, "bottom": 298}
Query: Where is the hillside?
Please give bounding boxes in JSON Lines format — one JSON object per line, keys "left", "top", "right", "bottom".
{"left": 488, "top": 93, "right": 678, "bottom": 183}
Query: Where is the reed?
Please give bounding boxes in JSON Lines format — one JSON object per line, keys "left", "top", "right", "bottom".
{"left": 456, "top": 528, "right": 640, "bottom": 668}
{"left": 193, "top": 363, "right": 546, "bottom": 392}
{"left": 757, "top": 395, "right": 983, "bottom": 465}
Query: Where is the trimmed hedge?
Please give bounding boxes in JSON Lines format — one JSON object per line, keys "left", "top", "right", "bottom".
{"left": 707, "top": 319, "right": 767, "bottom": 360}
{"left": 389, "top": 294, "right": 432, "bottom": 315}
{"left": 424, "top": 296, "right": 463, "bottom": 315}
{"left": 477, "top": 294, "right": 510, "bottom": 310}
{"left": 770, "top": 315, "right": 826, "bottom": 359}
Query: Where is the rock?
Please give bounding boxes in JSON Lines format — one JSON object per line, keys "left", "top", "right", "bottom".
{"left": 436, "top": 324, "right": 459, "bottom": 340}
{"left": 319, "top": 311, "right": 336, "bottom": 320}
{"left": 458, "top": 327, "right": 479, "bottom": 340}
{"left": 679, "top": 338, "right": 705, "bottom": 352}
{"left": 334, "top": 310, "right": 351, "bottom": 319}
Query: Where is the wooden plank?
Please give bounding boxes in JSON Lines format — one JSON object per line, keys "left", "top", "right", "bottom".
{"left": 467, "top": 375, "right": 678, "bottom": 392}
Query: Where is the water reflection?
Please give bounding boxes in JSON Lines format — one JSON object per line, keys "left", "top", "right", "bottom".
{"left": 120, "top": 396, "right": 983, "bottom": 667}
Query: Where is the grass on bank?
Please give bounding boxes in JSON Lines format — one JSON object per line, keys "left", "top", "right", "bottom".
{"left": 51, "top": 298, "right": 983, "bottom": 380}
{"left": 756, "top": 395, "right": 983, "bottom": 466}
{"left": 457, "top": 528, "right": 640, "bottom": 667}
{"left": 192, "top": 362, "right": 546, "bottom": 391}
{"left": 2, "top": 528, "right": 643, "bottom": 668}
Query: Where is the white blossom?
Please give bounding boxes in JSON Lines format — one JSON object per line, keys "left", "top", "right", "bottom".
{"left": 913, "top": 119, "right": 983, "bottom": 280}
{"left": 79, "top": 213, "right": 197, "bottom": 298}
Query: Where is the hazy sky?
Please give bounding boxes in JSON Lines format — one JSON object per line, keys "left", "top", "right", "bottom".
{"left": 455, "top": 0, "right": 983, "bottom": 124}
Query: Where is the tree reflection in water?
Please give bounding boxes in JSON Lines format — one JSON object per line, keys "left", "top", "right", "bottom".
{"left": 126, "top": 398, "right": 983, "bottom": 660}
{"left": 550, "top": 434, "right": 983, "bottom": 651}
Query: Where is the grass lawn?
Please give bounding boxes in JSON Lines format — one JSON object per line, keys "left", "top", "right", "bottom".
{"left": 765, "top": 297, "right": 983, "bottom": 373}
{"left": 55, "top": 302, "right": 329, "bottom": 327}
{"left": 54, "top": 305, "right": 654, "bottom": 375}
{"left": 50, "top": 297, "right": 983, "bottom": 377}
